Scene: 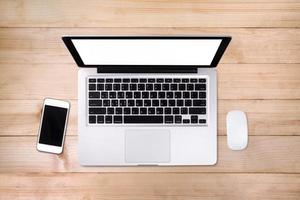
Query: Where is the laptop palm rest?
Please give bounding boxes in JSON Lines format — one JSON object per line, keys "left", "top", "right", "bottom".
{"left": 125, "top": 129, "right": 170, "bottom": 164}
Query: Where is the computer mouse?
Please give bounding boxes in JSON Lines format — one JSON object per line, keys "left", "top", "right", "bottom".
{"left": 226, "top": 110, "right": 248, "bottom": 150}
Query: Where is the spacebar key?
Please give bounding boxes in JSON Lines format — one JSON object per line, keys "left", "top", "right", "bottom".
{"left": 124, "top": 116, "right": 163, "bottom": 123}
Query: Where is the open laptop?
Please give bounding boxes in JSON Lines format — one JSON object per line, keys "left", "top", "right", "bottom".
{"left": 62, "top": 36, "right": 231, "bottom": 166}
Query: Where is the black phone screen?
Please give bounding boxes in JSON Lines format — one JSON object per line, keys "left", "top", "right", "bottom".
{"left": 39, "top": 105, "right": 67, "bottom": 146}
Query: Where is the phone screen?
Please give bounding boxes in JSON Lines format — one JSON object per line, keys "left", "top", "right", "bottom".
{"left": 39, "top": 105, "right": 67, "bottom": 146}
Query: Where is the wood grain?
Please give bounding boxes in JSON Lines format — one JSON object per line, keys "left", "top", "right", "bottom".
{"left": 0, "top": 100, "right": 299, "bottom": 136}
{"left": 0, "top": 28, "right": 299, "bottom": 64}
{"left": 0, "top": 173, "right": 299, "bottom": 200}
{"left": 0, "top": 136, "right": 299, "bottom": 173}
{"left": 0, "top": 0, "right": 299, "bottom": 28}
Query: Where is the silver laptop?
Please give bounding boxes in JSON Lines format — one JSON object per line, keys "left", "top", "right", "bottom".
{"left": 62, "top": 36, "right": 231, "bottom": 166}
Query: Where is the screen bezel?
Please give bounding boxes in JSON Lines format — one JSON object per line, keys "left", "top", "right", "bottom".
{"left": 37, "top": 98, "right": 70, "bottom": 154}
{"left": 62, "top": 36, "right": 231, "bottom": 69}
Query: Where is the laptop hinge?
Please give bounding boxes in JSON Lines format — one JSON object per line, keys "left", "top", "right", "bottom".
{"left": 97, "top": 66, "right": 198, "bottom": 73}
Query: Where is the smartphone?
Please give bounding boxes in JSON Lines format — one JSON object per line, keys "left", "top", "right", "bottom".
{"left": 37, "top": 98, "right": 70, "bottom": 154}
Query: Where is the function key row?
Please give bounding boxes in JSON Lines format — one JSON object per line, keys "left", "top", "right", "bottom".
{"left": 88, "top": 78, "right": 206, "bottom": 83}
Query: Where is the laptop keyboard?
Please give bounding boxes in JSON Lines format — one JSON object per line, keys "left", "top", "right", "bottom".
{"left": 87, "top": 77, "right": 208, "bottom": 125}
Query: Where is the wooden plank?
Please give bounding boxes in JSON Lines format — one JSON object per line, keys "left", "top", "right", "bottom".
{"left": 0, "top": 1, "right": 299, "bottom": 28}
{"left": 0, "top": 28, "right": 299, "bottom": 64}
{"left": 0, "top": 100, "right": 299, "bottom": 136}
{"left": 0, "top": 173, "right": 299, "bottom": 200}
{"left": 0, "top": 64, "right": 299, "bottom": 100}
{"left": 0, "top": 136, "right": 299, "bottom": 173}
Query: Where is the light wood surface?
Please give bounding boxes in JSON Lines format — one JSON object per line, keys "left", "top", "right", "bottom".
{"left": 0, "top": 0, "right": 299, "bottom": 199}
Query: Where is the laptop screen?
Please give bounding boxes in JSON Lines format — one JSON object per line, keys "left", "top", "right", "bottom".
{"left": 70, "top": 39, "right": 223, "bottom": 66}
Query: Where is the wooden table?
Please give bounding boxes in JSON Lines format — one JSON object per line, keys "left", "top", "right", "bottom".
{"left": 0, "top": 1, "right": 299, "bottom": 199}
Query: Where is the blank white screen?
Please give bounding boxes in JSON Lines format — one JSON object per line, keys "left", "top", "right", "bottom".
{"left": 71, "top": 39, "right": 222, "bottom": 65}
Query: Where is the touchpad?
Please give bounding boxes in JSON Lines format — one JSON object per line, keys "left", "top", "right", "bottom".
{"left": 125, "top": 129, "right": 170, "bottom": 163}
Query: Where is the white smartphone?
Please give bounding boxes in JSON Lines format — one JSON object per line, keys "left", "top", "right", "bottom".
{"left": 37, "top": 98, "right": 70, "bottom": 154}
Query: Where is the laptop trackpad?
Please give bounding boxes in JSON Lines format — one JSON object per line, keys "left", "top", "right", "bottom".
{"left": 125, "top": 129, "right": 170, "bottom": 163}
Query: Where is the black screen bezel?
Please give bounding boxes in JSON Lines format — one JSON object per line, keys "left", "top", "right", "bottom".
{"left": 62, "top": 36, "right": 231, "bottom": 69}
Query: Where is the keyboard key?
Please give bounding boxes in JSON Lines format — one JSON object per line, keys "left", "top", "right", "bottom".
{"left": 171, "top": 84, "right": 177, "bottom": 90}
{"left": 160, "top": 100, "right": 167, "bottom": 106}
{"left": 106, "top": 78, "right": 113, "bottom": 83}
{"left": 114, "top": 78, "right": 121, "bottom": 82}
{"left": 187, "top": 84, "right": 194, "bottom": 90}
{"left": 179, "top": 84, "right": 185, "bottom": 90}
{"left": 191, "top": 92, "right": 198, "bottom": 98}
{"left": 97, "top": 78, "right": 104, "bottom": 82}
{"left": 162, "top": 84, "right": 169, "bottom": 90}
{"left": 173, "top": 108, "right": 180, "bottom": 114}
{"left": 140, "top": 78, "right": 147, "bottom": 83}
{"left": 157, "top": 78, "right": 164, "bottom": 83}
{"left": 89, "top": 115, "right": 96, "bottom": 123}
{"left": 144, "top": 100, "right": 151, "bottom": 106}
{"left": 101, "top": 92, "right": 108, "bottom": 98}
{"left": 199, "top": 119, "right": 207, "bottom": 124}
{"left": 107, "top": 108, "right": 114, "bottom": 114}
{"left": 89, "top": 100, "right": 102, "bottom": 106}
{"left": 111, "top": 100, "right": 118, "bottom": 106}
{"left": 109, "top": 92, "right": 116, "bottom": 98}
{"left": 89, "top": 92, "right": 100, "bottom": 98}
{"left": 123, "top": 78, "right": 130, "bottom": 83}
{"left": 128, "top": 100, "right": 135, "bottom": 106}
{"left": 195, "top": 84, "right": 206, "bottom": 90}
{"left": 150, "top": 92, "right": 157, "bottom": 98}
{"left": 116, "top": 108, "right": 122, "bottom": 114}
{"left": 89, "top": 78, "right": 96, "bottom": 83}
{"left": 97, "top": 116, "right": 104, "bottom": 124}
{"left": 183, "top": 119, "right": 190, "bottom": 124}
{"left": 105, "top": 84, "right": 112, "bottom": 90}
{"left": 169, "top": 100, "right": 175, "bottom": 106}
{"left": 199, "top": 79, "right": 206, "bottom": 83}
{"left": 191, "top": 115, "right": 198, "bottom": 123}
{"left": 89, "top": 108, "right": 106, "bottom": 114}
{"left": 199, "top": 92, "right": 206, "bottom": 98}
{"left": 193, "top": 100, "right": 206, "bottom": 106}
{"left": 189, "top": 108, "right": 206, "bottom": 114}
{"left": 132, "top": 108, "right": 139, "bottom": 114}
{"left": 89, "top": 84, "right": 96, "bottom": 90}
{"left": 164, "top": 108, "right": 171, "bottom": 114}
{"left": 165, "top": 78, "right": 172, "bottom": 83}
{"left": 175, "top": 92, "right": 181, "bottom": 98}
{"left": 175, "top": 115, "right": 182, "bottom": 123}
{"left": 173, "top": 78, "right": 180, "bottom": 83}
{"left": 124, "top": 116, "right": 163, "bottom": 123}
{"left": 191, "top": 78, "right": 197, "bottom": 83}
{"left": 126, "top": 92, "right": 133, "bottom": 98}
{"left": 181, "top": 108, "right": 188, "bottom": 114}
{"left": 120, "top": 100, "right": 126, "bottom": 106}
{"left": 103, "top": 100, "right": 110, "bottom": 106}
{"left": 183, "top": 92, "right": 190, "bottom": 98}
{"left": 138, "top": 84, "right": 145, "bottom": 90}
{"left": 166, "top": 92, "right": 173, "bottom": 98}
{"left": 146, "top": 84, "right": 153, "bottom": 90}
{"left": 154, "top": 84, "right": 161, "bottom": 90}
{"left": 131, "top": 78, "right": 138, "bottom": 83}
{"left": 97, "top": 84, "right": 104, "bottom": 90}
{"left": 134, "top": 92, "right": 141, "bottom": 98}
{"left": 117, "top": 92, "right": 124, "bottom": 98}
{"left": 156, "top": 108, "right": 163, "bottom": 114}
{"left": 148, "top": 108, "right": 155, "bottom": 114}
{"left": 177, "top": 100, "right": 184, "bottom": 106}
{"left": 148, "top": 78, "right": 155, "bottom": 83}
{"left": 124, "top": 108, "right": 131, "bottom": 114}
{"left": 130, "top": 84, "right": 137, "bottom": 90}
{"left": 165, "top": 116, "right": 173, "bottom": 123}
{"left": 136, "top": 100, "right": 143, "bottom": 106}
{"left": 142, "top": 92, "right": 149, "bottom": 98}
{"left": 182, "top": 79, "right": 189, "bottom": 83}
{"left": 185, "top": 100, "right": 192, "bottom": 106}
{"left": 152, "top": 100, "right": 159, "bottom": 106}
{"left": 113, "top": 84, "right": 120, "bottom": 90}
{"left": 140, "top": 108, "right": 147, "bottom": 114}
{"left": 105, "top": 116, "right": 112, "bottom": 123}
{"left": 113, "top": 116, "right": 122, "bottom": 123}
{"left": 158, "top": 92, "right": 165, "bottom": 98}
{"left": 121, "top": 84, "right": 129, "bottom": 90}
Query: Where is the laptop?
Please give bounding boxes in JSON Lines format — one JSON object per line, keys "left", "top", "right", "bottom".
{"left": 62, "top": 36, "right": 231, "bottom": 166}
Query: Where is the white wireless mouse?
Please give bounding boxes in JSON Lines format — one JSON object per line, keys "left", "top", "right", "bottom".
{"left": 226, "top": 110, "right": 248, "bottom": 150}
